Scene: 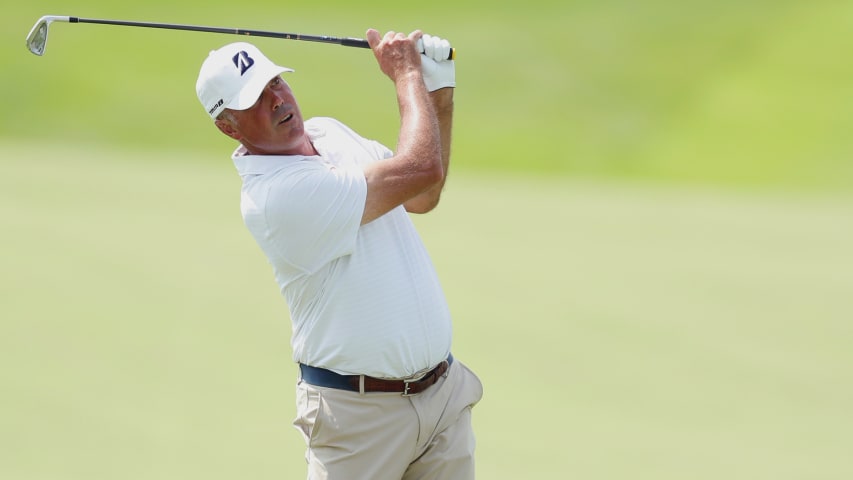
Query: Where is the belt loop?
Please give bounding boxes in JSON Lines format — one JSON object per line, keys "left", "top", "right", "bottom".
{"left": 359, "top": 375, "right": 365, "bottom": 395}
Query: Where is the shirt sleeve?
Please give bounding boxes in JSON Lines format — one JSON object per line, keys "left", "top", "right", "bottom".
{"left": 262, "top": 160, "right": 367, "bottom": 274}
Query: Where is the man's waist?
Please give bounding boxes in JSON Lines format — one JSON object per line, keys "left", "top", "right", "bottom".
{"left": 299, "top": 353, "right": 454, "bottom": 395}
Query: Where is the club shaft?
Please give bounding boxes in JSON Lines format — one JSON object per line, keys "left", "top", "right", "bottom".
{"left": 70, "top": 17, "right": 370, "bottom": 49}
{"left": 68, "top": 17, "right": 455, "bottom": 59}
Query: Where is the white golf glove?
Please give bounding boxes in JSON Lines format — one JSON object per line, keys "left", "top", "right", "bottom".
{"left": 418, "top": 34, "right": 455, "bottom": 92}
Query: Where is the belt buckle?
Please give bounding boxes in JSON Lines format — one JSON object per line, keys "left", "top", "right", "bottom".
{"left": 402, "top": 380, "right": 414, "bottom": 397}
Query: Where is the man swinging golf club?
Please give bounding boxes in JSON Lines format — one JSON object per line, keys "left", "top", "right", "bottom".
{"left": 196, "top": 28, "right": 483, "bottom": 479}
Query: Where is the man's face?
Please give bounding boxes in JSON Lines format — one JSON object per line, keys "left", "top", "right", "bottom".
{"left": 217, "top": 76, "right": 309, "bottom": 155}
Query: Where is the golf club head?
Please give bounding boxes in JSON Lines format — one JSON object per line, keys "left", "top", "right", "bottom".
{"left": 26, "top": 16, "right": 70, "bottom": 56}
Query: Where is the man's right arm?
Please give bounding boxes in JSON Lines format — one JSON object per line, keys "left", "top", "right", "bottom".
{"left": 360, "top": 29, "right": 443, "bottom": 225}
{"left": 404, "top": 87, "right": 453, "bottom": 214}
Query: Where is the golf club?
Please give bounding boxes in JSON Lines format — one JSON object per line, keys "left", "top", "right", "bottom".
{"left": 26, "top": 15, "right": 455, "bottom": 59}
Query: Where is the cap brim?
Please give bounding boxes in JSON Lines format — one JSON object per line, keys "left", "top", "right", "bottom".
{"left": 228, "top": 65, "right": 294, "bottom": 111}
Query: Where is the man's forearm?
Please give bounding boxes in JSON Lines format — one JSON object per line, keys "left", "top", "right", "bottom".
{"left": 404, "top": 87, "right": 453, "bottom": 214}
{"left": 395, "top": 71, "right": 442, "bottom": 171}
{"left": 432, "top": 88, "right": 454, "bottom": 186}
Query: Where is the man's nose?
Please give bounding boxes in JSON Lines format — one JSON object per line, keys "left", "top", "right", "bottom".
{"left": 270, "top": 89, "right": 286, "bottom": 110}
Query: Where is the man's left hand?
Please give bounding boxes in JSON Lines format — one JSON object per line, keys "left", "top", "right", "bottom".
{"left": 418, "top": 34, "right": 455, "bottom": 92}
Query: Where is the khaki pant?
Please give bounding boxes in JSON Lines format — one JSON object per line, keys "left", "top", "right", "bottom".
{"left": 293, "top": 360, "right": 484, "bottom": 480}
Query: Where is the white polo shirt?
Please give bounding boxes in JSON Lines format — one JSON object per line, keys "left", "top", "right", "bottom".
{"left": 232, "top": 117, "right": 452, "bottom": 379}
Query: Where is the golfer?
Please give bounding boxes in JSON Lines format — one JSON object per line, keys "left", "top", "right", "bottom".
{"left": 196, "top": 29, "right": 483, "bottom": 479}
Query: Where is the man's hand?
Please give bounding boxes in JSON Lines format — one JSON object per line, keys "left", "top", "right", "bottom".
{"left": 366, "top": 29, "right": 424, "bottom": 84}
{"left": 418, "top": 34, "right": 455, "bottom": 92}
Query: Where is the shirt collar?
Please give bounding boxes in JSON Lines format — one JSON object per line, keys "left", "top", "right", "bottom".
{"left": 231, "top": 119, "right": 327, "bottom": 176}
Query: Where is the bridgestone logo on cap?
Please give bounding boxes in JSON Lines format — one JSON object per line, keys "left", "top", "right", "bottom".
{"left": 233, "top": 51, "right": 255, "bottom": 75}
{"left": 208, "top": 98, "right": 224, "bottom": 115}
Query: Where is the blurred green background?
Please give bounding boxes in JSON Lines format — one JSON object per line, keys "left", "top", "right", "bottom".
{"left": 2, "top": 1, "right": 852, "bottom": 479}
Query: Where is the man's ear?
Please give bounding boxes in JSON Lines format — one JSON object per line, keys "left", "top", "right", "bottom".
{"left": 215, "top": 118, "right": 241, "bottom": 140}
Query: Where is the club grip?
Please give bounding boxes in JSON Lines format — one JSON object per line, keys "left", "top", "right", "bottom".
{"left": 342, "top": 37, "right": 456, "bottom": 60}
{"left": 341, "top": 37, "right": 370, "bottom": 49}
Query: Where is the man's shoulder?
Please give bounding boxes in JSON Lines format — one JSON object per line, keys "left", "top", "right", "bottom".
{"left": 306, "top": 116, "right": 347, "bottom": 127}
{"left": 233, "top": 152, "right": 314, "bottom": 178}
{"left": 306, "top": 116, "right": 358, "bottom": 137}
{"left": 307, "top": 117, "right": 388, "bottom": 159}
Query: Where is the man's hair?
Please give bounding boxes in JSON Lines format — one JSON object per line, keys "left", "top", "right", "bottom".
{"left": 216, "top": 110, "right": 238, "bottom": 126}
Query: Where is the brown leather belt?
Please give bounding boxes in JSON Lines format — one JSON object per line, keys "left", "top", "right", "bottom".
{"left": 299, "top": 354, "right": 453, "bottom": 396}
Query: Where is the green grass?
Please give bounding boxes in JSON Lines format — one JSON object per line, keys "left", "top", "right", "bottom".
{"left": 4, "top": 0, "right": 853, "bottom": 189}
{"left": 2, "top": 142, "right": 852, "bottom": 479}
{"left": 3, "top": 0, "right": 853, "bottom": 477}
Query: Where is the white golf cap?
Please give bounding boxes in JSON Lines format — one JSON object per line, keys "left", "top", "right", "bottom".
{"left": 196, "top": 42, "right": 293, "bottom": 119}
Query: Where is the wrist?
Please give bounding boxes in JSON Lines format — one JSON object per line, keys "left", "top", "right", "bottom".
{"left": 429, "top": 88, "right": 454, "bottom": 111}
{"left": 395, "top": 68, "right": 425, "bottom": 86}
